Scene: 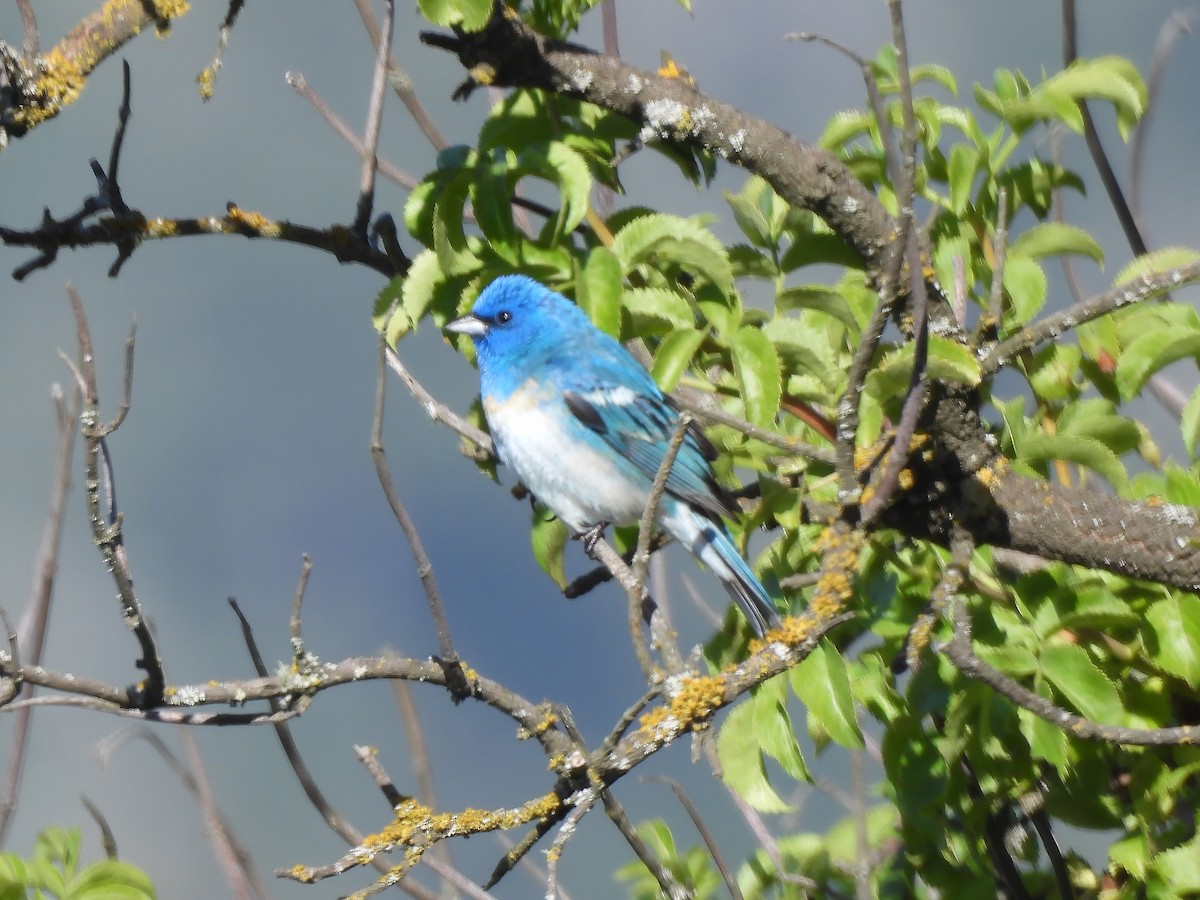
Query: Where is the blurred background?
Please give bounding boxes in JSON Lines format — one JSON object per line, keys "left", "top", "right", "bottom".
{"left": 0, "top": 2, "right": 1197, "bottom": 896}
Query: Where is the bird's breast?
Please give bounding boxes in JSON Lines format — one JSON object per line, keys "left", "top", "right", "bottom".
{"left": 484, "top": 382, "right": 649, "bottom": 532}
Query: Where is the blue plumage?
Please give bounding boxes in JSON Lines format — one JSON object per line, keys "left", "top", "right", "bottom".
{"left": 446, "top": 274, "right": 782, "bottom": 636}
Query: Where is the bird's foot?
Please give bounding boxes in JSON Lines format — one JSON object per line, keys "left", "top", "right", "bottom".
{"left": 574, "top": 522, "right": 610, "bottom": 559}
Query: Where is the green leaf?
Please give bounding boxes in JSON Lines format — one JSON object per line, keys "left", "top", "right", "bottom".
{"left": 866, "top": 335, "right": 982, "bottom": 399}
{"left": 416, "top": 0, "right": 491, "bottom": 31}
{"left": 1038, "top": 641, "right": 1122, "bottom": 723}
{"left": 779, "top": 233, "right": 865, "bottom": 272}
{"left": 622, "top": 287, "right": 695, "bottom": 333}
{"left": 728, "top": 244, "right": 778, "bottom": 279}
{"left": 775, "top": 285, "right": 861, "bottom": 335}
{"left": 650, "top": 328, "right": 706, "bottom": 391}
{"left": 1016, "top": 431, "right": 1129, "bottom": 493}
{"left": 579, "top": 247, "right": 623, "bottom": 337}
{"left": 1112, "top": 247, "right": 1200, "bottom": 288}
{"left": 1145, "top": 595, "right": 1200, "bottom": 683}
{"left": 730, "top": 326, "right": 782, "bottom": 427}
{"left": 1182, "top": 385, "right": 1200, "bottom": 455}
{"left": 1115, "top": 326, "right": 1200, "bottom": 400}
{"left": 1001, "top": 255, "right": 1048, "bottom": 325}
{"left": 819, "top": 109, "right": 874, "bottom": 150}
{"left": 69, "top": 860, "right": 156, "bottom": 900}
{"left": 911, "top": 63, "right": 958, "bottom": 95}
{"left": 1151, "top": 834, "right": 1200, "bottom": 893}
{"left": 717, "top": 699, "right": 791, "bottom": 812}
{"left": 470, "top": 149, "right": 518, "bottom": 263}
{"left": 611, "top": 213, "right": 733, "bottom": 296}
{"left": 998, "top": 56, "right": 1146, "bottom": 139}
{"left": 790, "top": 643, "right": 864, "bottom": 750}
{"left": 530, "top": 505, "right": 569, "bottom": 590}
{"left": 754, "top": 676, "right": 811, "bottom": 782}
{"left": 518, "top": 141, "right": 592, "bottom": 239}
{"left": 724, "top": 189, "right": 772, "bottom": 249}
{"left": 1009, "top": 222, "right": 1104, "bottom": 264}
{"left": 1024, "top": 343, "right": 1081, "bottom": 403}
{"left": 947, "top": 143, "right": 977, "bottom": 215}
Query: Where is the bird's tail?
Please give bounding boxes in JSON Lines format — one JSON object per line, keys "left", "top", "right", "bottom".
{"left": 663, "top": 504, "right": 782, "bottom": 637}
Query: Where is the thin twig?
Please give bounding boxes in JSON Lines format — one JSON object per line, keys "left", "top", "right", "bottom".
{"left": 197, "top": 0, "right": 246, "bottom": 101}
{"left": 545, "top": 794, "right": 596, "bottom": 900}
{"left": 943, "top": 600, "right": 1200, "bottom": 745}
{"left": 354, "top": 0, "right": 394, "bottom": 235}
{"left": 600, "top": 788, "right": 688, "bottom": 900}
{"left": 64, "top": 285, "right": 165, "bottom": 708}
{"left": 988, "top": 187, "right": 1009, "bottom": 332}
{"left": 981, "top": 260, "right": 1200, "bottom": 376}
{"left": 178, "top": 728, "right": 264, "bottom": 900}
{"left": 1062, "top": 0, "right": 1149, "bottom": 259}
{"left": 643, "top": 775, "right": 743, "bottom": 900}
{"left": 286, "top": 72, "right": 419, "bottom": 190}
{"left": 16, "top": 0, "right": 38, "bottom": 58}
{"left": 675, "top": 388, "right": 835, "bottom": 465}
{"left": 384, "top": 345, "right": 494, "bottom": 454}
{"left": 787, "top": 32, "right": 901, "bottom": 195}
{"left": 354, "top": 744, "right": 408, "bottom": 808}
{"left": 1130, "top": 11, "right": 1197, "bottom": 224}
{"left": 352, "top": 0, "right": 448, "bottom": 150}
{"left": 630, "top": 415, "right": 692, "bottom": 673}
{"left": 226, "top": 601, "right": 439, "bottom": 899}
{"left": 96, "top": 727, "right": 267, "bottom": 899}
{"left": 373, "top": 338, "right": 461, "bottom": 680}
{"left": 80, "top": 795, "right": 118, "bottom": 859}
{"left": 0, "top": 383, "right": 79, "bottom": 845}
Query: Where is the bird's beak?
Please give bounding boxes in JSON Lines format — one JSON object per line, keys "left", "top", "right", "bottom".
{"left": 445, "top": 314, "right": 488, "bottom": 338}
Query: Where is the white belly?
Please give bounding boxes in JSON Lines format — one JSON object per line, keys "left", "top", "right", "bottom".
{"left": 485, "top": 388, "right": 648, "bottom": 532}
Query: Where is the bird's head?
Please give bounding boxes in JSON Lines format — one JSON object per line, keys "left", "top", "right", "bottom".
{"left": 446, "top": 274, "right": 590, "bottom": 369}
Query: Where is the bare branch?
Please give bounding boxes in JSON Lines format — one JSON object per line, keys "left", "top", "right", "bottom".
{"left": 197, "top": 0, "right": 247, "bottom": 101}
{"left": 2, "top": 0, "right": 189, "bottom": 140}
{"left": 373, "top": 339, "right": 462, "bottom": 686}
{"left": 64, "top": 285, "right": 165, "bottom": 708}
{"left": 643, "top": 775, "right": 743, "bottom": 900}
{"left": 352, "top": 0, "right": 449, "bottom": 150}
{"left": 80, "top": 795, "right": 118, "bottom": 859}
{"left": 943, "top": 600, "right": 1200, "bottom": 745}
{"left": 354, "top": 0, "right": 394, "bottom": 235}
{"left": 1131, "top": 11, "right": 1197, "bottom": 223}
{"left": 226, "top": 601, "right": 438, "bottom": 899}
{"left": 388, "top": 348, "right": 493, "bottom": 454}
{"left": 17, "top": 0, "right": 38, "bottom": 59}
{"left": 0, "top": 383, "right": 79, "bottom": 845}
{"left": 981, "top": 260, "right": 1200, "bottom": 376}
{"left": 286, "top": 71, "right": 419, "bottom": 190}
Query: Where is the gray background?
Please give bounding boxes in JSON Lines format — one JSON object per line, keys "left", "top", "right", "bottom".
{"left": 0, "top": 2, "right": 1197, "bottom": 897}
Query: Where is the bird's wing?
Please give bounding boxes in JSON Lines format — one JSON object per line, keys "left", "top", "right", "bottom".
{"left": 562, "top": 379, "right": 735, "bottom": 522}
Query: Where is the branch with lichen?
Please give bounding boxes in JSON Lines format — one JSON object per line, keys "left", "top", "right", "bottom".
{"left": 0, "top": 0, "right": 191, "bottom": 144}
{"left": 276, "top": 608, "right": 848, "bottom": 895}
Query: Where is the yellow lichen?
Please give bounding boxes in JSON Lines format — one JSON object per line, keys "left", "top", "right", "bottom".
{"left": 897, "top": 468, "right": 914, "bottom": 491}
{"left": 196, "top": 65, "right": 215, "bottom": 100}
{"left": 518, "top": 707, "right": 557, "bottom": 740}
{"left": 226, "top": 205, "right": 277, "bottom": 234}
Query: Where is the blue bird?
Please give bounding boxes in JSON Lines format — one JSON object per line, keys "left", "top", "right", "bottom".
{"left": 446, "top": 274, "right": 782, "bottom": 637}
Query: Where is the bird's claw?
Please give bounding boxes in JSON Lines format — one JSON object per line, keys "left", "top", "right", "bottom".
{"left": 575, "top": 522, "right": 610, "bottom": 558}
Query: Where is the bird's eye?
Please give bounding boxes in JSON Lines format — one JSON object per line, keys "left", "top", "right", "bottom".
{"left": 496, "top": 310, "right": 512, "bottom": 324}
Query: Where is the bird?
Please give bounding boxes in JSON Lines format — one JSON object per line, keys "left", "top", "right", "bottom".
{"left": 445, "top": 274, "right": 782, "bottom": 637}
